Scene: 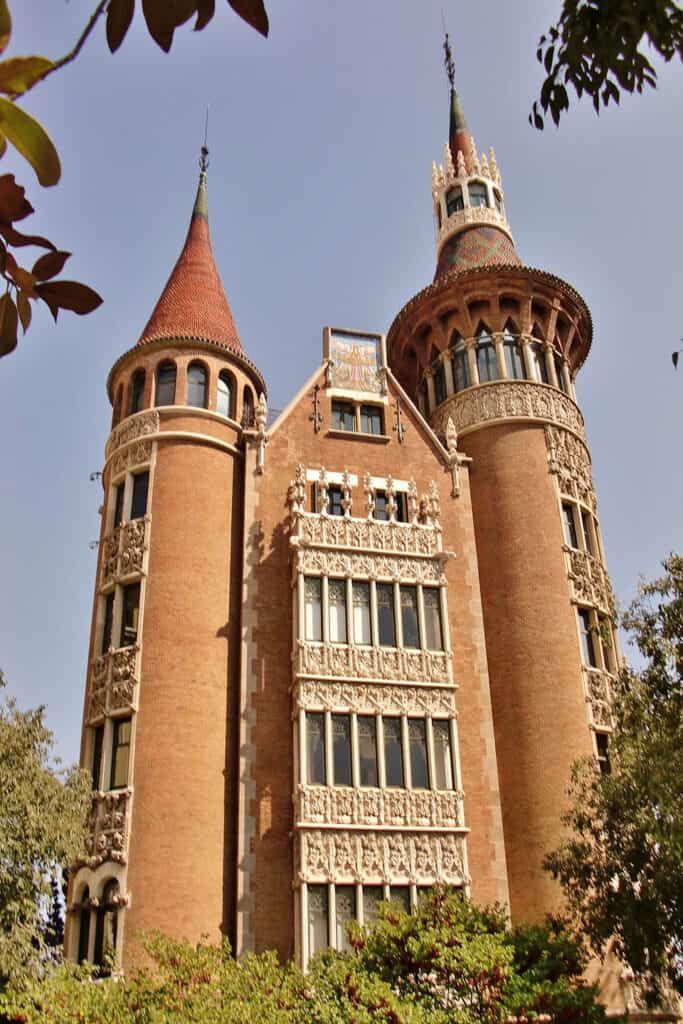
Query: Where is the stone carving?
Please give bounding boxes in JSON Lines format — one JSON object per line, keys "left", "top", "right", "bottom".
{"left": 76, "top": 790, "right": 131, "bottom": 868}
{"left": 111, "top": 439, "right": 153, "bottom": 476}
{"left": 295, "top": 641, "right": 451, "bottom": 685}
{"left": 431, "top": 382, "right": 585, "bottom": 440}
{"left": 295, "top": 548, "right": 446, "bottom": 586}
{"left": 545, "top": 425, "right": 596, "bottom": 512}
{"left": 297, "top": 829, "right": 467, "bottom": 885}
{"left": 87, "top": 647, "right": 138, "bottom": 721}
{"left": 565, "top": 548, "right": 614, "bottom": 614}
{"left": 295, "top": 507, "right": 442, "bottom": 556}
{"left": 105, "top": 410, "right": 159, "bottom": 459}
{"left": 294, "top": 680, "right": 456, "bottom": 717}
{"left": 583, "top": 668, "right": 614, "bottom": 730}
{"left": 100, "top": 517, "right": 148, "bottom": 589}
{"left": 296, "top": 785, "right": 463, "bottom": 829}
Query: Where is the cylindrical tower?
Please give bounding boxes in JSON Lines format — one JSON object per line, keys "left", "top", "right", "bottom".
{"left": 65, "top": 161, "right": 264, "bottom": 969}
{"left": 387, "top": 72, "right": 617, "bottom": 922}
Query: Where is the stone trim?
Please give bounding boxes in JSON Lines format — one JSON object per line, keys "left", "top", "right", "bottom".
{"left": 294, "top": 680, "right": 457, "bottom": 717}
{"left": 87, "top": 646, "right": 138, "bottom": 723}
{"left": 295, "top": 641, "right": 451, "bottom": 686}
{"left": 296, "top": 785, "right": 465, "bottom": 830}
{"left": 431, "top": 380, "right": 585, "bottom": 440}
{"left": 100, "top": 518, "right": 148, "bottom": 590}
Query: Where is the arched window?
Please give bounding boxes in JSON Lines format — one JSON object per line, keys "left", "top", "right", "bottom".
{"left": 433, "top": 360, "right": 447, "bottom": 405}
{"left": 242, "top": 387, "right": 254, "bottom": 428}
{"left": 450, "top": 335, "right": 471, "bottom": 392}
{"left": 155, "top": 361, "right": 176, "bottom": 406}
{"left": 112, "top": 384, "right": 123, "bottom": 428}
{"left": 77, "top": 886, "right": 91, "bottom": 963}
{"left": 217, "top": 371, "right": 234, "bottom": 418}
{"left": 93, "top": 880, "right": 119, "bottom": 972}
{"left": 530, "top": 342, "right": 549, "bottom": 383}
{"left": 446, "top": 187, "right": 463, "bottom": 216}
{"left": 493, "top": 189, "right": 503, "bottom": 214}
{"left": 502, "top": 328, "right": 525, "bottom": 380}
{"left": 129, "top": 369, "right": 145, "bottom": 415}
{"left": 554, "top": 353, "right": 568, "bottom": 393}
{"left": 475, "top": 327, "right": 498, "bottom": 383}
{"left": 468, "top": 182, "right": 489, "bottom": 208}
{"left": 187, "top": 362, "right": 207, "bottom": 408}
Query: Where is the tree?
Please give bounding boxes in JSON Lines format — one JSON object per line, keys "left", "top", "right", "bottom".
{"left": 531, "top": 0, "right": 683, "bottom": 128}
{"left": 0, "top": 670, "right": 90, "bottom": 989}
{"left": 545, "top": 554, "right": 683, "bottom": 1003}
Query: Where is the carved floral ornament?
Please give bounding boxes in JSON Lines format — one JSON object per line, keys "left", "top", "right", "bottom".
{"left": 75, "top": 790, "right": 131, "bottom": 870}
{"left": 565, "top": 547, "right": 615, "bottom": 616}
{"left": 87, "top": 647, "right": 138, "bottom": 723}
{"left": 295, "top": 548, "right": 448, "bottom": 586}
{"left": 296, "top": 785, "right": 464, "bottom": 830}
{"left": 294, "top": 680, "right": 457, "bottom": 717}
{"left": 105, "top": 409, "right": 159, "bottom": 460}
{"left": 297, "top": 828, "right": 468, "bottom": 886}
{"left": 100, "top": 518, "right": 148, "bottom": 589}
{"left": 295, "top": 641, "right": 452, "bottom": 686}
{"left": 545, "top": 424, "right": 597, "bottom": 511}
{"left": 583, "top": 668, "right": 614, "bottom": 730}
{"left": 111, "top": 439, "right": 153, "bottom": 477}
{"left": 431, "top": 381, "right": 585, "bottom": 440}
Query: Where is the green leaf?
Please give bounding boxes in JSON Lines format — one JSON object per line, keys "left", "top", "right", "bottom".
{"left": 0, "top": 173, "right": 33, "bottom": 223}
{"left": 0, "top": 97, "right": 60, "bottom": 187}
{"left": 227, "top": 0, "right": 269, "bottom": 37}
{"left": 32, "top": 249, "right": 70, "bottom": 282}
{"left": 16, "top": 290, "right": 31, "bottom": 333}
{"left": 0, "top": 0, "right": 10, "bottom": 57}
{"left": 106, "top": 0, "right": 135, "bottom": 53}
{"left": 0, "top": 290, "right": 18, "bottom": 356}
{"left": 0, "top": 56, "right": 53, "bottom": 96}
{"left": 35, "top": 279, "right": 102, "bottom": 320}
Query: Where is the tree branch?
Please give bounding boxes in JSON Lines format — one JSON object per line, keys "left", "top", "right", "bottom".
{"left": 34, "top": 1, "right": 108, "bottom": 89}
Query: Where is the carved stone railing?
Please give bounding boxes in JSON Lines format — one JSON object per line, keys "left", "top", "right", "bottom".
{"left": 437, "top": 203, "right": 511, "bottom": 250}
{"left": 295, "top": 547, "right": 447, "bottom": 586}
{"left": 295, "top": 641, "right": 451, "bottom": 685}
{"left": 105, "top": 409, "right": 159, "bottom": 460}
{"left": 76, "top": 789, "right": 131, "bottom": 869}
{"left": 294, "top": 680, "right": 457, "bottom": 717}
{"left": 565, "top": 547, "right": 614, "bottom": 614}
{"left": 296, "top": 785, "right": 463, "bottom": 829}
{"left": 87, "top": 647, "right": 138, "bottom": 722}
{"left": 583, "top": 668, "right": 614, "bottom": 730}
{"left": 294, "top": 513, "right": 441, "bottom": 558}
{"left": 297, "top": 828, "right": 467, "bottom": 886}
{"left": 100, "top": 517, "right": 148, "bottom": 589}
{"left": 432, "top": 380, "right": 585, "bottom": 440}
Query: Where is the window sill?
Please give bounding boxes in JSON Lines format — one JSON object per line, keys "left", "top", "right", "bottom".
{"left": 326, "top": 429, "right": 390, "bottom": 444}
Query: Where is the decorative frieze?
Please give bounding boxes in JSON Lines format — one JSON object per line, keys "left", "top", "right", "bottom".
{"left": 436, "top": 203, "right": 510, "bottom": 250}
{"left": 545, "top": 424, "right": 597, "bottom": 512}
{"left": 87, "top": 647, "right": 138, "bottom": 722}
{"left": 295, "top": 641, "right": 451, "bottom": 685}
{"left": 105, "top": 410, "right": 159, "bottom": 460}
{"left": 294, "top": 680, "right": 456, "bottom": 717}
{"left": 297, "top": 828, "right": 467, "bottom": 886}
{"left": 100, "top": 517, "right": 148, "bottom": 589}
{"left": 295, "top": 512, "right": 441, "bottom": 558}
{"left": 565, "top": 548, "right": 614, "bottom": 614}
{"left": 111, "top": 439, "right": 153, "bottom": 477}
{"left": 583, "top": 668, "right": 614, "bottom": 730}
{"left": 296, "top": 785, "right": 463, "bottom": 829}
{"left": 431, "top": 381, "right": 585, "bottom": 440}
{"left": 295, "top": 547, "right": 447, "bottom": 586}
{"left": 76, "top": 790, "right": 131, "bottom": 869}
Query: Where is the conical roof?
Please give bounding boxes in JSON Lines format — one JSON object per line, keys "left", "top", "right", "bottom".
{"left": 448, "top": 86, "right": 474, "bottom": 173}
{"left": 137, "top": 171, "right": 242, "bottom": 353}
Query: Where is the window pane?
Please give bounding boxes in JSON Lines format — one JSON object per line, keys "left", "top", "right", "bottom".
{"left": 503, "top": 336, "right": 525, "bottom": 380}
{"left": 358, "top": 716, "right": 378, "bottom": 787}
{"left": 530, "top": 342, "right": 548, "bottom": 383}
{"left": 129, "top": 370, "right": 145, "bottom": 414}
{"left": 332, "top": 400, "right": 355, "bottom": 431}
{"left": 332, "top": 714, "right": 352, "bottom": 786}
{"left": 91, "top": 725, "right": 104, "bottom": 790}
{"left": 562, "top": 504, "right": 579, "bottom": 549}
{"left": 423, "top": 588, "right": 443, "bottom": 650}
{"left": 578, "top": 609, "right": 596, "bottom": 667}
{"left": 476, "top": 338, "right": 498, "bottom": 382}
{"left": 362, "top": 885, "right": 384, "bottom": 925}
{"left": 596, "top": 733, "right": 610, "bottom": 774}
{"left": 446, "top": 187, "right": 463, "bottom": 215}
{"left": 389, "top": 886, "right": 410, "bottom": 912}
{"left": 433, "top": 362, "right": 447, "bottom": 405}
{"left": 581, "top": 510, "right": 595, "bottom": 555}
{"left": 328, "top": 579, "right": 347, "bottom": 643}
{"left": 306, "top": 712, "right": 326, "bottom": 785}
{"left": 335, "top": 886, "right": 356, "bottom": 952}
{"left": 352, "top": 582, "right": 371, "bottom": 645}
{"left": 468, "top": 182, "right": 488, "bottom": 208}
{"left": 360, "top": 405, "right": 383, "bottom": 434}
{"left": 187, "top": 363, "right": 207, "bottom": 408}
{"left": 217, "top": 373, "right": 233, "bottom": 418}
{"left": 599, "top": 617, "right": 615, "bottom": 672}
{"left": 420, "top": 379, "right": 430, "bottom": 417}
{"left": 377, "top": 584, "right": 396, "bottom": 647}
{"left": 308, "top": 885, "right": 328, "bottom": 956}
{"left": 101, "top": 593, "right": 114, "bottom": 654}
{"left": 77, "top": 900, "right": 90, "bottom": 963}
{"left": 374, "top": 492, "right": 389, "bottom": 521}
{"left": 383, "top": 717, "right": 404, "bottom": 787}
{"left": 432, "top": 720, "right": 454, "bottom": 790}
{"left": 120, "top": 583, "right": 140, "bottom": 647}
{"left": 395, "top": 493, "right": 408, "bottom": 523}
{"left": 328, "top": 486, "right": 344, "bottom": 517}
{"left": 156, "top": 362, "right": 176, "bottom": 406}
{"left": 452, "top": 345, "right": 471, "bottom": 392}
{"left": 408, "top": 719, "right": 429, "bottom": 789}
{"left": 130, "top": 472, "right": 149, "bottom": 521}
{"left": 113, "top": 483, "right": 125, "bottom": 528}
{"left": 110, "top": 718, "right": 131, "bottom": 789}
{"left": 400, "top": 586, "right": 419, "bottom": 649}
{"left": 304, "top": 578, "right": 322, "bottom": 641}
{"left": 242, "top": 388, "right": 254, "bottom": 427}
{"left": 554, "top": 354, "right": 567, "bottom": 392}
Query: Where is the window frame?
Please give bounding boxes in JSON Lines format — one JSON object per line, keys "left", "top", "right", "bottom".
{"left": 186, "top": 361, "right": 208, "bottom": 409}
{"left": 155, "top": 360, "right": 176, "bottom": 407}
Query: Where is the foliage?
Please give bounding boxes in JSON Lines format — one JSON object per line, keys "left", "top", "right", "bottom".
{"left": 546, "top": 554, "right": 683, "bottom": 1001}
{"left": 0, "top": 890, "right": 606, "bottom": 1023}
{"left": 0, "top": 670, "right": 90, "bottom": 990}
{"left": 531, "top": 0, "right": 683, "bottom": 128}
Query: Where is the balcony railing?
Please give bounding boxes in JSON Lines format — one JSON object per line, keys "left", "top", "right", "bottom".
{"left": 294, "top": 640, "right": 451, "bottom": 685}
{"left": 296, "top": 784, "right": 464, "bottom": 830}
{"left": 294, "top": 511, "right": 442, "bottom": 558}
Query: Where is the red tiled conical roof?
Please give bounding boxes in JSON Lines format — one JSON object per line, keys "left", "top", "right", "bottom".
{"left": 137, "top": 172, "right": 242, "bottom": 353}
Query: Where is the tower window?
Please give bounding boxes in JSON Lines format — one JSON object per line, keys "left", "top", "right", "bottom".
{"left": 554, "top": 353, "right": 568, "bottom": 393}
{"left": 446, "top": 186, "right": 463, "bottom": 215}
{"left": 328, "top": 579, "right": 347, "bottom": 643}
{"left": 420, "top": 378, "right": 430, "bottom": 417}
{"left": 360, "top": 404, "right": 383, "bottom": 435}
{"left": 357, "top": 715, "right": 378, "bottom": 787}
{"left": 109, "top": 719, "right": 131, "bottom": 790}
{"left": 187, "top": 362, "right": 208, "bottom": 408}
{"left": 581, "top": 510, "right": 596, "bottom": 556}
{"left": 468, "top": 181, "right": 489, "bottom": 208}
{"left": 377, "top": 584, "right": 397, "bottom": 647}
{"left": 304, "top": 577, "right": 322, "bottom": 642}
{"left": 423, "top": 588, "right": 443, "bottom": 650}
{"left": 352, "top": 582, "right": 372, "bottom": 645}
{"left": 475, "top": 332, "right": 499, "bottom": 383}
{"left": 432, "top": 720, "right": 454, "bottom": 790}
{"left": 306, "top": 712, "right": 326, "bottom": 785}
{"left": 331, "top": 714, "right": 352, "bottom": 786}
{"left": 77, "top": 887, "right": 91, "bottom": 963}
{"left": 332, "top": 400, "right": 355, "bottom": 432}
{"left": 155, "top": 361, "right": 176, "bottom": 406}
{"left": 217, "top": 371, "right": 234, "bottom": 418}
{"left": 119, "top": 582, "right": 140, "bottom": 647}
{"left": 578, "top": 608, "right": 597, "bottom": 667}
{"left": 595, "top": 732, "right": 611, "bottom": 774}
{"left": 562, "top": 503, "right": 579, "bottom": 549}
{"left": 530, "top": 342, "right": 549, "bottom": 384}
{"left": 433, "top": 361, "right": 447, "bottom": 405}
{"left": 112, "top": 385, "right": 123, "bottom": 429}
{"left": 91, "top": 724, "right": 104, "bottom": 790}
{"left": 400, "top": 586, "right": 420, "bottom": 649}
{"left": 493, "top": 189, "right": 503, "bottom": 214}
{"left": 129, "top": 369, "right": 145, "bottom": 415}
{"left": 502, "top": 331, "right": 525, "bottom": 380}
{"left": 408, "top": 719, "right": 429, "bottom": 789}
{"left": 101, "top": 592, "right": 114, "bottom": 655}
{"left": 93, "top": 880, "right": 119, "bottom": 971}
{"left": 383, "top": 717, "right": 404, "bottom": 787}
{"left": 307, "top": 885, "right": 328, "bottom": 956}
{"left": 130, "top": 472, "right": 149, "bottom": 521}
{"left": 113, "top": 482, "right": 125, "bottom": 529}
{"left": 242, "top": 387, "right": 254, "bottom": 428}
{"left": 451, "top": 339, "right": 471, "bottom": 392}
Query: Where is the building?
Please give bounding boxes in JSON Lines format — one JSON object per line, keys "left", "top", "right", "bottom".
{"left": 65, "top": 68, "right": 619, "bottom": 986}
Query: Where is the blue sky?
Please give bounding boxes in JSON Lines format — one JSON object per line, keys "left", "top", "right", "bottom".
{"left": 0, "top": 1, "right": 681, "bottom": 762}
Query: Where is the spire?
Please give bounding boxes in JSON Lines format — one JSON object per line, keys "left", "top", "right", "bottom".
{"left": 444, "top": 32, "right": 474, "bottom": 175}
{"left": 137, "top": 149, "right": 242, "bottom": 353}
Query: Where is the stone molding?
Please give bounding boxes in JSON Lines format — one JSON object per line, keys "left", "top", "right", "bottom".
{"left": 297, "top": 828, "right": 467, "bottom": 886}
{"left": 436, "top": 203, "right": 512, "bottom": 252}
{"left": 87, "top": 647, "right": 138, "bottom": 722}
{"left": 105, "top": 410, "right": 159, "bottom": 460}
{"left": 76, "top": 790, "right": 131, "bottom": 869}
{"left": 295, "top": 547, "right": 447, "bottom": 586}
{"left": 565, "top": 546, "right": 614, "bottom": 614}
{"left": 110, "top": 439, "right": 153, "bottom": 478}
{"left": 545, "top": 424, "right": 596, "bottom": 512}
{"left": 296, "top": 785, "right": 464, "bottom": 830}
{"left": 295, "top": 512, "right": 442, "bottom": 559}
{"left": 583, "top": 668, "right": 614, "bottom": 730}
{"left": 295, "top": 640, "right": 451, "bottom": 685}
{"left": 294, "top": 679, "right": 457, "bottom": 717}
{"left": 431, "top": 381, "right": 585, "bottom": 440}
{"left": 100, "top": 517, "right": 148, "bottom": 590}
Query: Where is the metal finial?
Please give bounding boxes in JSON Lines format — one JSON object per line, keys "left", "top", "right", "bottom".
{"left": 443, "top": 29, "right": 455, "bottom": 88}
{"left": 199, "top": 106, "right": 209, "bottom": 172}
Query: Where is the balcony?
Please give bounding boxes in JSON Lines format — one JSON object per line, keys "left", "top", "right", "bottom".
{"left": 294, "top": 640, "right": 451, "bottom": 685}
{"left": 87, "top": 646, "right": 138, "bottom": 723}
{"left": 296, "top": 784, "right": 464, "bottom": 830}
{"left": 101, "top": 517, "right": 148, "bottom": 590}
